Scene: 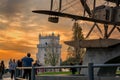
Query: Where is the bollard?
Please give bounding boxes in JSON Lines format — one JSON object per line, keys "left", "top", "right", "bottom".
{"left": 88, "top": 63, "right": 94, "bottom": 80}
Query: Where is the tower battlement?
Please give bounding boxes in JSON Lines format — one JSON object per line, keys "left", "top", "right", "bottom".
{"left": 37, "top": 33, "right": 61, "bottom": 66}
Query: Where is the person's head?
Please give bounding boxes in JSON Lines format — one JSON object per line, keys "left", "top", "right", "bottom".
{"left": 17, "top": 59, "right": 21, "bottom": 62}
{"left": 1, "top": 60, "right": 4, "bottom": 64}
{"left": 13, "top": 59, "right": 15, "bottom": 62}
{"left": 27, "top": 53, "right": 31, "bottom": 57}
{"left": 9, "top": 59, "right": 12, "bottom": 62}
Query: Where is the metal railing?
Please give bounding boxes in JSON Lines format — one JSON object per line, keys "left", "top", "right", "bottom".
{"left": 15, "top": 63, "right": 120, "bottom": 80}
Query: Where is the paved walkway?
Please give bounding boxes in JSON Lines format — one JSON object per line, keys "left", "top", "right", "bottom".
{"left": 1, "top": 72, "right": 28, "bottom": 80}
{"left": 0, "top": 72, "right": 14, "bottom": 80}
{"left": 2, "top": 78, "right": 11, "bottom": 80}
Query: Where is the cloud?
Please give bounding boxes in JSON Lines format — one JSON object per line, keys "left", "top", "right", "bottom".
{"left": 0, "top": 0, "right": 29, "bottom": 17}
{"left": 0, "top": 0, "right": 119, "bottom": 64}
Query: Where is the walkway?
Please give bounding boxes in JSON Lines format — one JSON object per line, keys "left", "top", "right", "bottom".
{"left": 1, "top": 72, "right": 13, "bottom": 80}
{"left": 1, "top": 72, "right": 27, "bottom": 80}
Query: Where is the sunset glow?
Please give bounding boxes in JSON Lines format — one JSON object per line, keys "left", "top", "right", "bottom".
{"left": 0, "top": 0, "right": 119, "bottom": 67}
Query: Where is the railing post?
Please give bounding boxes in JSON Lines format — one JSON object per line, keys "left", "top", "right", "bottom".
{"left": 88, "top": 63, "right": 94, "bottom": 80}
{"left": 14, "top": 67, "right": 17, "bottom": 80}
{"left": 31, "top": 66, "right": 35, "bottom": 80}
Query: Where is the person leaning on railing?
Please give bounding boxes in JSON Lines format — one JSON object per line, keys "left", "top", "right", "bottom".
{"left": 33, "top": 60, "right": 41, "bottom": 75}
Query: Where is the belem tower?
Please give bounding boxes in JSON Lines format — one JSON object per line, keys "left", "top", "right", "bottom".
{"left": 36, "top": 33, "right": 62, "bottom": 66}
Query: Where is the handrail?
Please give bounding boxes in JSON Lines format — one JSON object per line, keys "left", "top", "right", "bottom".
{"left": 94, "top": 64, "right": 120, "bottom": 67}
{"left": 16, "top": 65, "right": 88, "bottom": 69}
{"left": 15, "top": 63, "right": 120, "bottom": 80}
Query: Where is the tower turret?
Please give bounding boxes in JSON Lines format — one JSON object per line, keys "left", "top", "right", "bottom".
{"left": 37, "top": 33, "right": 62, "bottom": 66}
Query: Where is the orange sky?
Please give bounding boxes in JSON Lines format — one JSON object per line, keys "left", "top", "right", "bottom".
{"left": 0, "top": 0, "right": 119, "bottom": 67}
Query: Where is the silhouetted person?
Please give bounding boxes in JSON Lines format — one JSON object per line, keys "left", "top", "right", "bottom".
{"left": 22, "top": 53, "right": 34, "bottom": 80}
{"left": 0, "top": 64, "right": 2, "bottom": 79}
{"left": 0, "top": 60, "right": 5, "bottom": 79}
{"left": 70, "top": 63, "right": 77, "bottom": 75}
{"left": 17, "top": 59, "right": 22, "bottom": 77}
{"left": 78, "top": 59, "right": 83, "bottom": 74}
{"left": 1, "top": 60, "right": 5, "bottom": 76}
{"left": 8, "top": 59, "right": 12, "bottom": 73}
{"left": 10, "top": 59, "right": 17, "bottom": 80}
{"left": 33, "top": 60, "right": 40, "bottom": 75}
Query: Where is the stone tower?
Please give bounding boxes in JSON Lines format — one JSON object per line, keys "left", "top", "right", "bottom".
{"left": 37, "top": 33, "right": 62, "bottom": 66}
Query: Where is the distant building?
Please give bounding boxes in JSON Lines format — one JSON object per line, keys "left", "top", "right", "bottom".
{"left": 37, "top": 33, "right": 62, "bottom": 66}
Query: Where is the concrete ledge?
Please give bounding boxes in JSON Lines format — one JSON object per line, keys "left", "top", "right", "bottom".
{"left": 36, "top": 75, "right": 120, "bottom": 80}
{"left": 64, "top": 39, "right": 120, "bottom": 48}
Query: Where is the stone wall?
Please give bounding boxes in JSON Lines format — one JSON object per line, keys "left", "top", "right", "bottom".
{"left": 81, "top": 44, "right": 120, "bottom": 76}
